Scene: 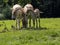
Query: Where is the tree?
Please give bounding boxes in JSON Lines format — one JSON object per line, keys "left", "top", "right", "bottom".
{"left": 18, "top": 0, "right": 31, "bottom": 6}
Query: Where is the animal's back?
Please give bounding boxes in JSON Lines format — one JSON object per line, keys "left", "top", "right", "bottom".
{"left": 12, "top": 4, "right": 22, "bottom": 10}
{"left": 23, "top": 4, "right": 34, "bottom": 13}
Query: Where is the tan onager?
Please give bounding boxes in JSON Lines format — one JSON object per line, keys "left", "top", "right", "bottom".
{"left": 12, "top": 4, "right": 24, "bottom": 30}
{"left": 23, "top": 4, "right": 35, "bottom": 28}
{"left": 34, "top": 8, "right": 40, "bottom": 28}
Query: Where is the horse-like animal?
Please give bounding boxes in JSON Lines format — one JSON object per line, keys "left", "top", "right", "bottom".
{"left": 34, "top": 9, "right": 40, "bottom": 28}
{"left": 23, "top": 4, "right": 35, "bottom": 28}
{"left": 12, "top": 4, "right": 24, "bottom": 30}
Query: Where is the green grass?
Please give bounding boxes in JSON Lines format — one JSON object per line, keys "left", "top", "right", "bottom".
{"left": 0, "top": 18, "right": 60, "bottom": 45}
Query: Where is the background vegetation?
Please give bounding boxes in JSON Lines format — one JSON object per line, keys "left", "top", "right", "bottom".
{"left": 0, "top": 0, "right": 60, "bottom": 20}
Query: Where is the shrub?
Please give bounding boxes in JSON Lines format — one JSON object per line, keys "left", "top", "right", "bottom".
{"left": 0, "top": 13, "right": 5, "bottom": 20}
{"left": 2, "top": 4, "right": 12, "bottom": 19}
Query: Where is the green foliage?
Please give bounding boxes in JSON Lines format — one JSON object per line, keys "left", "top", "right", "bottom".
{"left": 0, "top": 14, "right": 5, "bottom": 20}
{"left": 0, "top": 0, "right": 59, "bottom": 18}
{"left": 0, "top": 0, "right": 31, "bottom": 20}
{"left": 18, "top": 0, "right": 31, "bottom": 6}
{"left": 2, "top": 4, "right": 11, "bottom": 19}
{"left": 0, "top": 0, "right": 3, "bottom": 4}
{"left": 3, "top": 0, "right": 8, "bottom": 3}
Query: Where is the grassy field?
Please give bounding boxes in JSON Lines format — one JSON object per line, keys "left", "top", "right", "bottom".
{"left": 0, "top": 18, "right": 60, "bottom": 45}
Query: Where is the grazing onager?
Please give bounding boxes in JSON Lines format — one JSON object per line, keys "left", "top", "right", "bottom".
{"left": 12, "top": 4, "right": 24, "bottom": 30}
{"left": 23, "top": 4, "right": 35, "bottom": 28}
{"left": 34, "top": 9, "right": 40, "bottom": 28}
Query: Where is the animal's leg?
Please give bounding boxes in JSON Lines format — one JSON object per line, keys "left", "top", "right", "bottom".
{"left": 33, "top": 19, "right": 35, "bottom": 28}
{"left": 18, "top": 18, "right": 20, "bottom": 30}
{"left": 25, "top": 16, "right": 28, "bottom": 28}
{"left": 22, "top": 14, "right": 28, "bottom": 28}
{"left": 24, "top": 15, "right": 28, "bottom": 28}
{"left": 29, "top": 18, "right": 31, "bottom": 28}
{"left": 22, "top": 18, "right": 27, "bottom": 28}
{"left": 16, "top": 18, "right": 20, "bottom": 30}
{"left": 32, "top": 11, "right": 35, "bottom": 28}
{"left": 32, "top": 13, "right": 35, "bottom": 28}
{"left": 22, "top": 19, "right": 25, "bottom": 28}
{"left": 36, "top": 18, "right": 38, "bottom": 28}
{"left": 16, "top": 18, "right": 17, "bottom": 30}
{"left": 28, "top": 11, "right": 32, "bottom": 28}
{"left": 39, "top": 17, "right": 40, "bottom": 28}
{"left": 22, "top": 18, "right": 25, "bottom": 28}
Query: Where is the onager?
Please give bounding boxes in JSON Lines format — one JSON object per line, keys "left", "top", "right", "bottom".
{"left": 23, "top": 4, "right": 35, "bottom": 28}
{"left": 34, "top": 9, "right": 40, "bottom": 28}
{"left": 12, "top": 4, "right": 24, "bottom": 30}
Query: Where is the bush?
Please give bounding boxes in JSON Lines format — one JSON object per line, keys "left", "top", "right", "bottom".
{"left": 2, "top": 4, "right": 12, "bottom": 20}
{"left": 0, "top": 14, "right": 5, "bottom": 20}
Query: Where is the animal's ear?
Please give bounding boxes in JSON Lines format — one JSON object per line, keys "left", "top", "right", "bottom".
{"left": 40, "top": 11, "right": 44, "bottom": 13}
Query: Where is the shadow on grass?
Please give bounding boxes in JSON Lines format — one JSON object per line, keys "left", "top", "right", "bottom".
{"left": 20, "top": 26, "right": 48, "bottom": 30}
{"left": 11, "top": 24, "right": 48, "bottom": 30}
{"left": 0, "top": 26, "right": 48, "bottom": 33}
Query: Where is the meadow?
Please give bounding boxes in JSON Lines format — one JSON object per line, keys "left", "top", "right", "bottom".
{"left": 0, "top": 18, "right": 60, "bottom": 45}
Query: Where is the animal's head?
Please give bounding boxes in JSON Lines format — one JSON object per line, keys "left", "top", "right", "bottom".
{"left": 34, "top": 8, "right": 44, "bottom": 14}
{"left": 34, "top": 9, "right": 40, "bottom": 13}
